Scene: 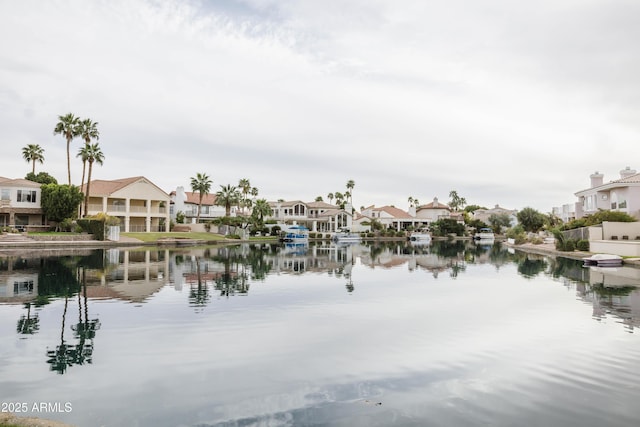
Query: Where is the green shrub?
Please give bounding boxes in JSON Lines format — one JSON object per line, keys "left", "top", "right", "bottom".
{"left": 77, "top": 219, "right": 105, "bottom": 240}
{"left": 227, "top": 234, "right": 241, "bottom": 239}
{"left": 564, "top": 239, "right": 577, "bottom": 251}
{"left": 576, "top": 239, "right": 590, "bottom": 251}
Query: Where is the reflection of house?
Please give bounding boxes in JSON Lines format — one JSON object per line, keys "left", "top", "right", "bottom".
{"left": 575, "top": 167, "right": 640, "bottom": 219}
{"left": 82, "top": 176, "right": 171, "bottom": 232}
{"left": 267, "top": 200, "right": 353, "bottom": 233}
{"left": 169, "top": 186, "right": 230, "bottom": 223}
{"left": 472, "top": 205, "right": 518, "bottom": 226}
{"left": 0, "top": 177, "right": 45, "bottom": 229}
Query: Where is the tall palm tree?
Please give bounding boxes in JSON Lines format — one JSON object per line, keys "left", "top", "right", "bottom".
{"left": 190, "top": 173, "right": 212, "bottom": 223}
{"left": 327, "top": 193, "right": 334, "bottom": 205}
{"left": 83, "top": 143, "right": 105, "bottom": 217}
{"left": 77, "top": 119, "right": 99, "bottom": 197}
{"left": 53, "top": 113, "right": 81, "bottom": 185}
{"left": 238, "top": 178, "right": 251, "bottom": 215}
{"left": 22, "top": 144, "right": 45, "bottom": 174}
{"left": 76, "top": 145, "right": 90, "bottom": 217}
{"left": 251, "top": 199, "right": 272, "bottom": 227}
{"left": 346, "top": 179, "right": 355, "bottom": 202}
{"left": 215, "top": 184, "right": 240, "bottom": 217}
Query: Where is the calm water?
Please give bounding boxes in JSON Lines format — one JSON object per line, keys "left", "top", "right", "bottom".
{"left": 1, "top": 241, "right": 640, "bottom": 427}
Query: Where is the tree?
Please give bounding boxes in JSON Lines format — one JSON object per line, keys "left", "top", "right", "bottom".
{"left": 41, "top": 184, "right": 84, "bottom": 225}
{"left": 431, "top": 218, "right": 465, "bottom": 236}
{"left": 25, "top": 171, "right": 57, "bottom": 185}
{"left": 327, "top": 193, "right": 334, "bottom": 205}
{"left": 488, "top": 213, "right": 512, "bottom": 235}
{"left": 22, "top": 144, "right": 45, "bottom": 174}
{"left": 448, "top": 190, "right": 466, "bottom": 212}
{"left": 83, "top": 143, "right": 105, "bottom": 217}
{"left": 346, "top": 179, "right": 355, "bottom": 202}
{"left": 53, "top": 113, "right": 81, "bottom": 185}
{"left": 77, "top": 119, "right": 100, "bottom": 208}
{"left": 238, "top": 178, "right": 251, "bottom": 215}
{"left": 517, "top": 207, "right": 546, "bottom": 233}
{"left": 216, "top": 184, "right": 240, "bottom": 217}
{"left": 464, "top": 204, "right": 487, "bottom": 213}
{"left": 315, "top": 196, "right": 323, "bottom": 202}
{"left": 190, "top": 173, "right": 212, "bottom": 223}
{"left": 251, "top": 199, "right": 273, "bottom": 227}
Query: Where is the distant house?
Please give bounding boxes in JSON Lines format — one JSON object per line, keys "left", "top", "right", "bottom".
{"left": 415, "top": 197, "right": 453, "bottom": 224}
{"left": 268, "top": 200, "right": 353, "bottom": 233}
{"left": 0, "top": 177, "right": 45, "bottom": 230}
{"left": 170, "top": 186, "right": 229, "bottom": 223}
{"left": 472, "top": 205, "right": 518, "bottom": 226}
{"left": 575, "top": 167, "right": 640, "bottom": 220}
{"left": 360, "top": 205, "right": 419, "bottom": 230}
{"left": 552, "top": 204, "right": 576, "bottom": 223}
{"left": 82, "top": 176, "right": 170, "bottom": 232}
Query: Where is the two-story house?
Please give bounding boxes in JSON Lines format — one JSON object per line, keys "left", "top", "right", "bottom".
{"left": 0, "top": 177, "right": 45, "bottom": 230}
{"left": 268, "top": 200, "right": 353, "bottom": 233}
{"left": 575, "top": 167, "right": 640, "bottom": 219}
{"left": 472, "top": 205, "right": 518, "bottom": 226}
{"left": 415, "top": 197, "right": 454, "bottom": 224}
{"left": 169, "top": 186, "right": 229, "bottom": 223}
{"left": 82, "top": 176, "right": 171, "bottom": 232}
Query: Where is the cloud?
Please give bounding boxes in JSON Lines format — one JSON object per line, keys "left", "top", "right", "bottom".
{"left": 1, "top": 0, "right": 639, "bottom": 212}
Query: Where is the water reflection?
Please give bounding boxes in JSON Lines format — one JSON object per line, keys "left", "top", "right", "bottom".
{"left": 2, "top": 241, "right": 640, "bottom": 347}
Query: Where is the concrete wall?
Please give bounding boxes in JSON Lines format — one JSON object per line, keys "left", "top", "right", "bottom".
{"left": 589, "top": 240, "right": 640, "bottom": 257}
{"left": 601, "top": 221, "right": 640, "bottom": 240}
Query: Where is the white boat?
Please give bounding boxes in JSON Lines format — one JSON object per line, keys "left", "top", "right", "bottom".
{"left": 280, "top": 225, "right": 309, "bottom": 243}
{"left": 583, "top": 254, "right": 623, "bottom": 267}
{"left": 473, "top": 228, "right": 495, "bottom": 241}
{"left": 409, "top": 229, "right": 431, "bottom": 243}
{"left": 332, "top": 229, "right": 361, "bottom": 243}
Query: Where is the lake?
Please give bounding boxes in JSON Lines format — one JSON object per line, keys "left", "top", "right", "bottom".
{"left": 1, "top": 241, "right": 640, "bottom": 427}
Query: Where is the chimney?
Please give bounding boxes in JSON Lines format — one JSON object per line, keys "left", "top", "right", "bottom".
{"left": 590, "top": 171, "right": 603, "bottom": 188}
{"left": 620, "top": 166, "right": 636, "bottom": 179}
{"left": 433, "top": 197, "right": 439, "bottom": 207}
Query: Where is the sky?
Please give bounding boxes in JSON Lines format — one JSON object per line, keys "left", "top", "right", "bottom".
{"left": 1, "top": 0, "right": 639, "bottom": 214}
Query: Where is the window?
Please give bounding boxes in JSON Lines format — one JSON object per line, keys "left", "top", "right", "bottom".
{"left": 16, "top": 190, "right": 36, "bottom": 203}
{"left": 1, "top": 189, "right": 9, "bottom": 200}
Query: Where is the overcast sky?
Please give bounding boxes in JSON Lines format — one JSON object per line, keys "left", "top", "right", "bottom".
{"left": 1, "top": 0, "right": 639, "bottom": 213}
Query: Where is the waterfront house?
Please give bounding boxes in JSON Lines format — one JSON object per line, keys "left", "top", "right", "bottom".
{"left": 360, "top": 205, "right": 419, "bottom": 231}
{"left": 575, "top": 167, "right": 640, "bottom": 220}
{"left": 267, "top": 200, "right": 353, "bottom": 233}
{"left": 169, "top": 186, "right": 230, "bottom": 223}
{"left": 415, "top": 197, "right": 453, "bottom": 224}
{"left": 472, "top": 204, "right": 518, "bottom": 226}
{"left": 82, "top": 176, "right": 171, "bottom": 232}
{"left": 0, "top": 177, "right": 45, "bottom": 230}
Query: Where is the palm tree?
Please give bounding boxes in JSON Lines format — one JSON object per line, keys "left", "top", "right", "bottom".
{"left": 238, "top": 178, "right": 251, "bottom": 215}
{"left": 53, "top": 113, "right": 81, "bottom": 185}
{"left": 22, "top": 144, "right": 45, "bottom": 174}
{"left": 76, "top": 146, "right": 90, "bottom": 217}
{"left": 77, "top": 119, "right": 99, "bottom": 200}
{"left": 216, "top": 184, "right": 240, "bottom": 217}
{"left": 83, "top": 143, "right": 105, "bottom": 217}
{"left": 190, "top": 173, "right": 212, "bottom": 223}
{"left": 346, "top": 179, "right": 355, "bottom": 202}
{"left": 327, "top": 193, "right": 334, "bottom": 205}
{"left": 251, "top": 199, "right": 273, "bottom": 227}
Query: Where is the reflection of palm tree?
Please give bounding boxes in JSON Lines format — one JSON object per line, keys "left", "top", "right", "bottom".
{"left": 17, "top": 302, "right": 39, "bottom": 335}
{"left": 46, "top": 295, "right": 72, "bottom": 374}
{"left": 189, "top": 257, "right": 211, "bottom": 309}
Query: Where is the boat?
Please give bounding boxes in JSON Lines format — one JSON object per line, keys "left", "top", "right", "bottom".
{"left": 583, "top": 254, "right": 623, "bottom": 267}
{"left": 332, "top": 229, "right": 361, "bottom": 243}
{"left": 473, "top": 228, "right": 495, "bottom": 241}
{"left": 280, "top": 225, "right": 309, "bottom": 243}
{"left": 409, "top": 229, "right": 431, "bottom": 243}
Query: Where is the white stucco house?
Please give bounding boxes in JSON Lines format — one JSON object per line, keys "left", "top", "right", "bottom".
{"left": 267, "top": 200, "right": 353, "bottom": 233}
{"left": 170, "top": 186, "right": 230, "bottom": 223}
{"left": 0, "top": 177, "right": 45, "bottom": 230}
{"left": 360, "top": 205, "right": 419, "bottom": 230}
{"left": 415, "top": 197, "right": 453, "bottom": 224}
{"left": 575, "top": 167, "right": 640, "bottom": 220}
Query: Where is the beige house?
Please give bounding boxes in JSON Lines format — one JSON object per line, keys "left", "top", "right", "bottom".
{"left": 0, "top": 177, "right": 45, "bottom": 230}
{"left": 415, "top": 197, "right": 452, "bottom": 224}
{"left": 82, "top": 176, "right": 170, "bottom": 232}
{"left": 472, "top": 205, "right": 518, "bottom": 226}
{"left": 361, "top": 205, "right": 419, "bottom": 231}
{"left": 575, "top": 167, "right": 640, "bottom": 220}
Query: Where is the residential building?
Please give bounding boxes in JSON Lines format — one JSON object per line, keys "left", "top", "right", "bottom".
{"left": 82, "top": 176, "right": 170, "bottom": 232}
{"left": 415, "top": 197, "right": 454, "bottom": 223}
{"left": 472, "top": 205, "right": 518, "bottom": 226}
{"left": 268, "top": 200, "right": 353, "bottom": 233}
{"left": 552, "top": 204, "right": 576, "bottom": 223}
{"left": 0, "top": 177, "right": 45, "bottom": 230}
{"left": 170, "top": 186, "right": 229, "bottom": 223}
{"left": 575, "top": 167, "right": 640, "bottom": 220}
{"left": 360, "top": 205, "right": 420, "bottom": 231}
